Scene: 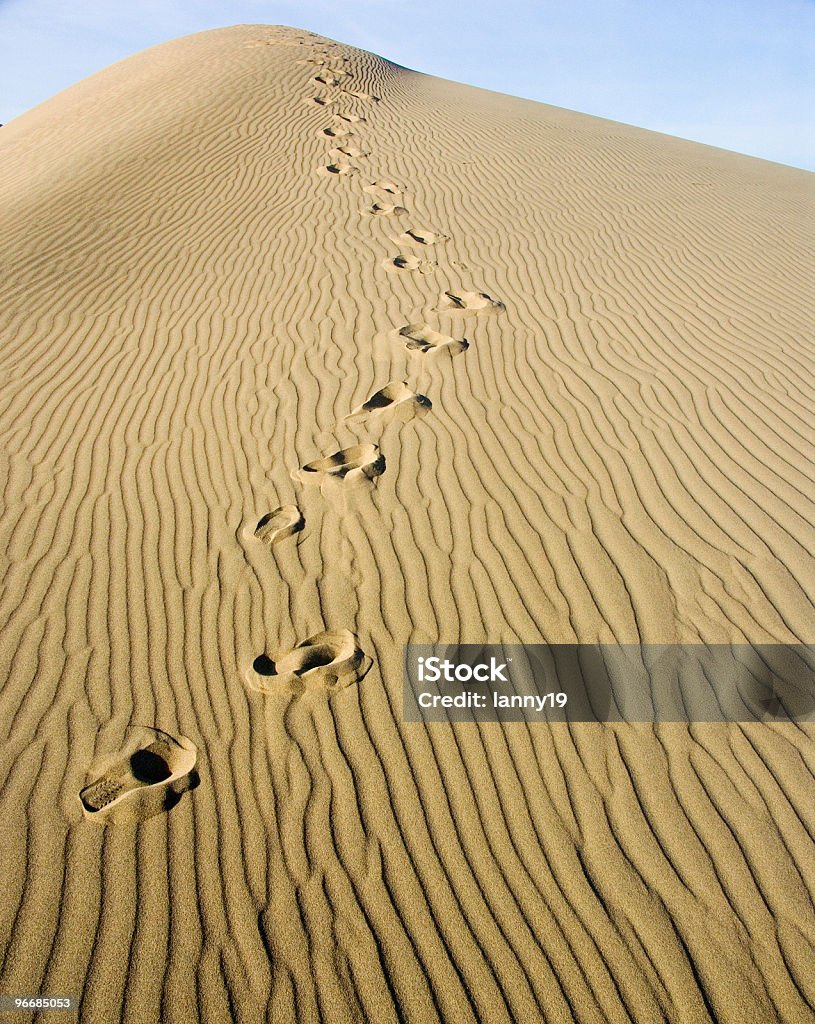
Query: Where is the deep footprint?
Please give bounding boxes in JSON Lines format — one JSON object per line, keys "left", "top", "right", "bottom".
{"left": 347, "top": 381, "right": 432, "bottom": 423}
{"left": 398, "top": 323, "right": 469, "bottom": 356}
{"left": 80, "top": 728, "right": 198, "bottom": 824}
{"left": 435, "top": 290, "right": 505, "bottom": 315}
{"left": 248, "top": 504, "right": 304, "bottom": 546}
{"left": 245, "top": 630, "right": 372, "bottom": 694}
{"left": 293, "top": 443, "right": 386, "bottom": 485}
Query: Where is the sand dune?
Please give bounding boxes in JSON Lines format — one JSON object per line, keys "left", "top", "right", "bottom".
{"left": 1, "top": 23, "right": 814, "bottom": 1024}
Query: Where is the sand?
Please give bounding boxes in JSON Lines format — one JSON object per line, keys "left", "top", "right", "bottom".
{"left": 0, "top": 23, "right": 814, "bottom": 1024}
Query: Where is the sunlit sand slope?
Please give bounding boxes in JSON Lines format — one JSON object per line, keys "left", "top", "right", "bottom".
{"left": 1, "top": 24, "right": 814, "bottom": 1024}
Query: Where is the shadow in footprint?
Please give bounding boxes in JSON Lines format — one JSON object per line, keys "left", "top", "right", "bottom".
{"left": 293, "top": 443, "right": 386, "bottom": 486}
{"left": 435, "top": 290, "right": 505, "bottom": 315}
{"left": 245, "top": 630, "right": 372, "bottom": 694}
{"left": 346, "top": 381, "right": 432, "bottom": 424}
{"left": 398, "top": 323, "right": 469, "bottom": 357}
{"left": 80, "top": 727, "right": 198, "bottom": 824}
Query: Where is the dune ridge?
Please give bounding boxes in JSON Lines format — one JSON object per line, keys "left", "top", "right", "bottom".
{"left": 0, "top": 23, "right": 814, "bottom": 1023}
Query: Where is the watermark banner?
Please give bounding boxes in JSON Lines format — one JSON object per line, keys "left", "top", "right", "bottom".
{"left": 403, "top": 644, "right": 815, "bottom": 723}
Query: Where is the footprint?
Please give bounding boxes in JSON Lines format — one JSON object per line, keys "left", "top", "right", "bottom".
{"left": 383, "top": 254, "right": 435, "bottom": 274}
{"left": 314, "top": 73, "right": 345, "bottom": 86}
{"left": 435, "top": 290, "right": 505, "bottom": 315}
{"left": 364, "top": 180, "right": 404, "bottom": 198}
{"left": 398, "top": 323, "right": 469, "bottom": 357}
{"left": 395, "top": 229, "right": 448, "bottom": 246}
{"left": 79, "top": 728, "right": 198, "bottom": 824}
{"left": 293, "top": 443, "right": 385, "bottom": 485}
{"left": 367, "top": 202, "right": 408, "bottom": 217}
{"left": 346, "top": 381, "right": 432, "bottom": 423}
{"left": 322, "top": 124, "right": 353, "bottom": 139}
{"left": 333, "top": 113, "right": 365, "bottom": 124}
{"left": 245, "top": 630, "right": 372, "bottom": 695}
{"left": 330, "top": 145, "right": 368, "bottom": 159}
{"left": 318, "top": 161, "right": 358, "bottom": 177}
{"left": 305, "top": 95, "right": 336, "bottom": 108}
{"left": 247, "top": 504, "right": 304, "bottom": 546}
{"left": 343, "top": 89, "right": 380, "bottom": 103}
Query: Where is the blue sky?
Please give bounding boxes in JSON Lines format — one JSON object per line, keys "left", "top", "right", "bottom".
{"left": 1, "top": 0, "right": 813, "bottom": 170}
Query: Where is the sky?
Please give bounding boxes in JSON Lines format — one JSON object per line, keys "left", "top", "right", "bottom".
{"left": 0, "top": 0, "right": 813, "bottom": 171}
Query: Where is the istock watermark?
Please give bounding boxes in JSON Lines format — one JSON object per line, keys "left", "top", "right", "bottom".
{"left": 403, "top": 644, "right": 815, "bottom": 723}
{"left": 417, "top": 655, "right": 510, "bottom": 683}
